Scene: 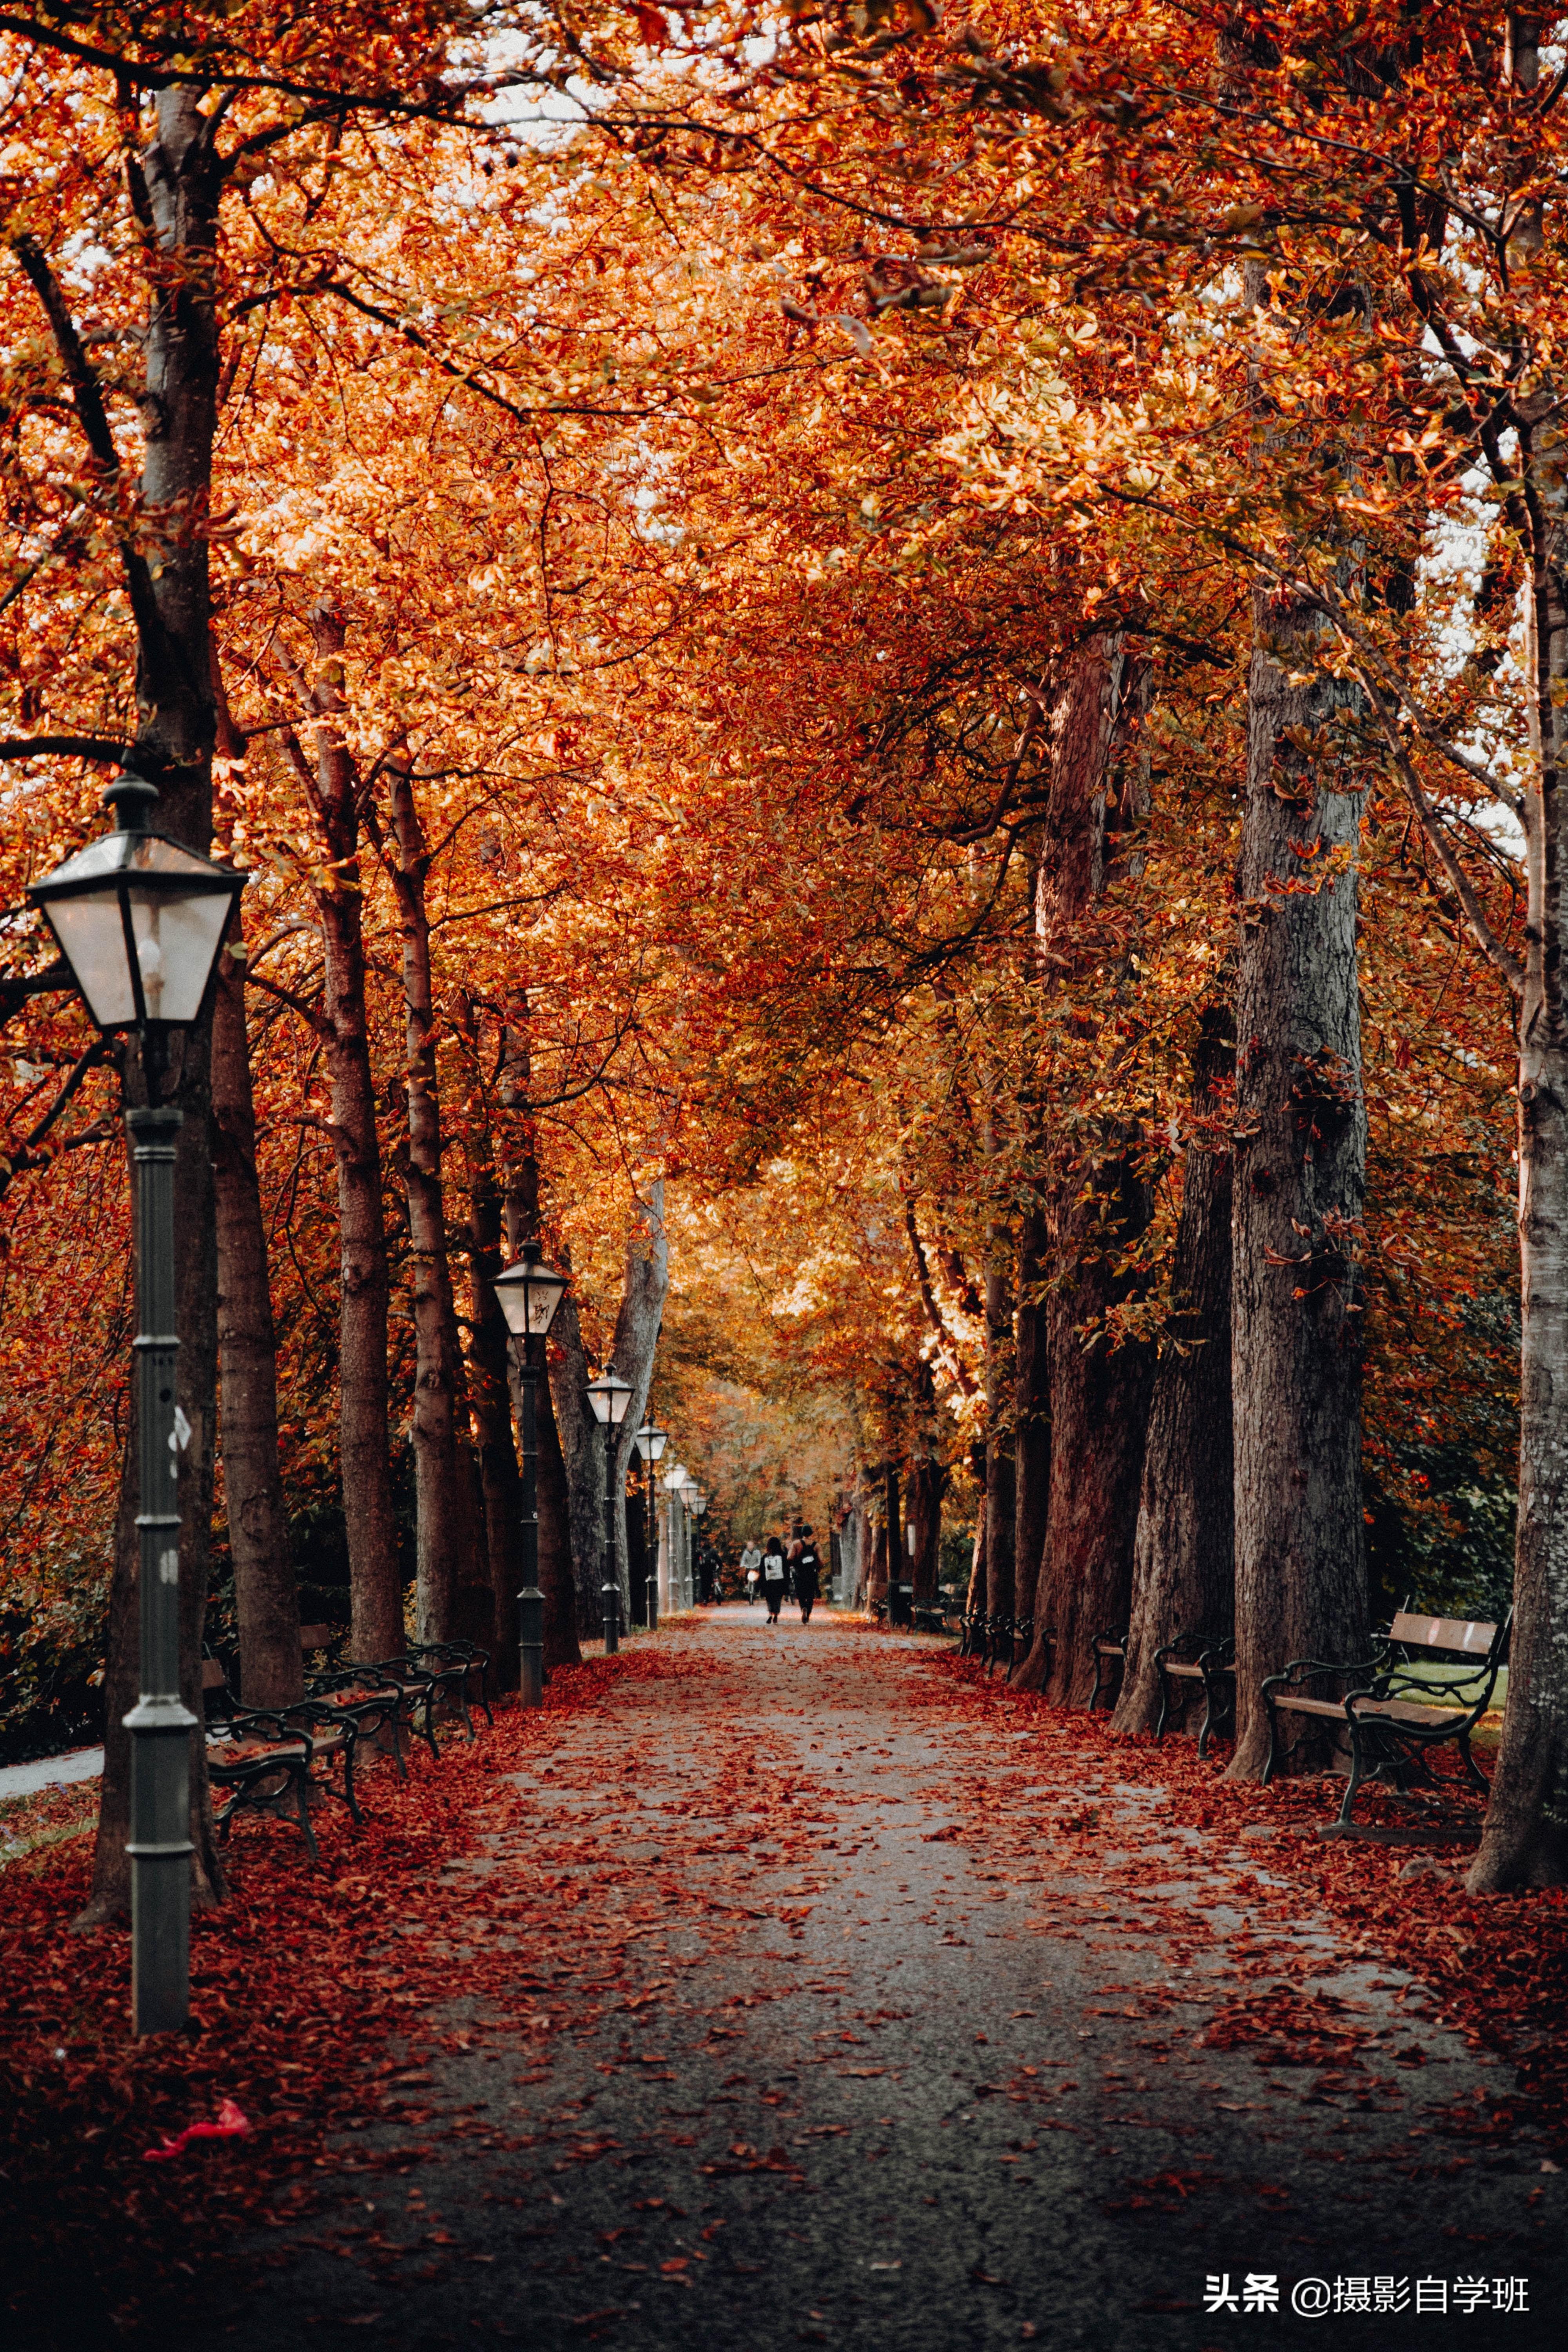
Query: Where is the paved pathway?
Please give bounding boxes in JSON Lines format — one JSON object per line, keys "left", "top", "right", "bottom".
{"left": 0, "top": 1743, "right": 102, "bottom": 1802}
{"left": 197, "top": 1610, "right": 1562, "bottom": 2350}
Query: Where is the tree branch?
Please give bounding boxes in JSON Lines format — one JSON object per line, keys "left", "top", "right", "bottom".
{"left": 8, "top": 236, "right": 169, "bottom": 670}
{"left": 1357, "top": 677, "right": 1525, "bottom": 1000}
{"left": 0, "top": 733, "right": 131, "bottom": 766}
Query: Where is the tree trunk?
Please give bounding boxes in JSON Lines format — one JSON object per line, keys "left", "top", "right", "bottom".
{"left": 77, "top": 91, "right": 228, "bottom": 1923}
{"left": 1013, "top": 1205, "right": 1051, "bottom": 1628}
{"left": 1114, "top": 1008, "right": 1236, "bottom": 1736}
{"left": 1471, "top": 370, "right": 1568, "bottom": 1887}
{"left": 532, "top": 1354, "right": 580, "bottom": 1670}
{"left": 547, "top": 1288, "right": 608, "bottom": 1630}
{"left": 385, "top": 760, "right": 472, "bottom": 1647}
{"left": 608, "top": 1180, "right": 669, "bottom": 1617}
{"left": 885, "top": 1463, "right": 904, "bottom": 1613}
{"left": 302, "top": 610, "right": 402, "bottom": 1665}
{"left": 1227, "top": 586, "right": 1368, "bottom": 1779}
{"left": 867, "top": 1516, "right": 888, "bottom": 1611}
{"left": 466, "top": 1145, "right": 524, "bottom": 1690}
{"left": 983, "top": 1240, "right": 1016, "bottom": 1621}
{"left": 495, "top": 1014, "right": 578, "bottom": 1670}
{"left": 213, "top": 902, "right": 301, "bottom": 1708}
{"left": 1029, "top": 1163, "right": 1156, "bottom": 1703}
{"left": 1014, "top": 635, "right": 1155, "bottom": 1702}
{"left": 909, "top": 1359, "right": 942, "bottom": 1604}
{"left": 965, "top": 1494, "right": 986, "bottom": 1619}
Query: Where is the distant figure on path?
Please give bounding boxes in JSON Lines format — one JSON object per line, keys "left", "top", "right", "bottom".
{"left": 762, "top": 1536, "right": 787, "bottom": 1624}
{"left": 740, "top": 1540, "right": 762, "bottom": 1604}
{"left": 794, "top": 1529, "right": 822, "bottom": 1623}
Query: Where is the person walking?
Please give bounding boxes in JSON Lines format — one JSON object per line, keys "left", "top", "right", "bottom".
{"left": 740, "top": 1539, "right": 762, "bottom": 1604}
{"left": 794, "top": 1528, "right": 822, "bottom": 1624}
{"left": 761, "top": 1535, "right": 787, "bottom": 1624}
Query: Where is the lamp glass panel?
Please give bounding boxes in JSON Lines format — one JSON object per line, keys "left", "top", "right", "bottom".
{"left": 493, "top": 1257, "right": 568, "bottom": 1338}
{"left": 587, "top": 1372, "right": 634, "bottom": 1426}
{"left": 646, "top": 1427, "right": 668, "bottom": 1460}
{"left": 40, "top": 888, "right": 138, "bottom": 1027}
{"left": 127, "top": 881, "right": 233, "bottom": 1023}
{"left": 34, "top": 831, "right": 239, "bottom": 1028}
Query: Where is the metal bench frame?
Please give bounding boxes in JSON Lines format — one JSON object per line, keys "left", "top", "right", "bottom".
{"left": 1152, "top": 1630, "right": 1236, "bottom": 1758}
{"left": 1089, "top": 1628, "right": 1127, "bottom": 1711}
{"left": 203, "top": 1659, "right": 365, "bottom": 1862}
{"left": 1261, "top": 1609, "right": 1511, "bottom": 1826}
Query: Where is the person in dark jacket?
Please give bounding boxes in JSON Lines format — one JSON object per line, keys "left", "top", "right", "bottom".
{"left": 794, "top": 1529, "right": 822, "bottom": 1623}
{"left": 761, "top": 1536, "right": 787, "bottom": 1624}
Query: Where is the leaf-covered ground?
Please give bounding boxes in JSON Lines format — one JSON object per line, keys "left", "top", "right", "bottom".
{"left": 2, "top": 1613, "right": 1564, "bottom": 2350}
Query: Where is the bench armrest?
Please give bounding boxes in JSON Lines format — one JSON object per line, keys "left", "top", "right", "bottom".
{"left": 1266, "top": 1652, "right": 1387, "bottom": 1688}
{"left": 214, "top": 1706, "right": 315, "bottom": 1763}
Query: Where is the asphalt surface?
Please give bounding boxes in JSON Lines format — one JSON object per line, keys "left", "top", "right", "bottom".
{"left": 193, "top": 1608, "right": 1563, "bottom": 2352}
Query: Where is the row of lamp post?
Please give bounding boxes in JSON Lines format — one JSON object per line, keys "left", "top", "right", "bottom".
{"left": 24, "top": 767, "right": 694, "bottom": 2038}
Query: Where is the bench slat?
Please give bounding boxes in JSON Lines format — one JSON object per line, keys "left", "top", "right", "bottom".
{"left": 1388, "top": 1611, "right": 1497, "bottom": 1655}
{"left": 1275, "top": 1691, "right": 1479, "bottom": 1729}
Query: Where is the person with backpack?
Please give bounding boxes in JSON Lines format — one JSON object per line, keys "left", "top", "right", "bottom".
{"left": 761, "top": 1535, "right": 787, "bottom": 1624}
{"left": 794, "top": 1528, "right": 822, "bottom": 1624}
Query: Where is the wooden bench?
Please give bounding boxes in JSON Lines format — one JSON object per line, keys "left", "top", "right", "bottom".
{"left": 202, "top": 1659, "right": 362, "bottom": 1863}
{"left": 298, "top": 1626, "right": 416, "bottom": 1777}
{"left": 1089, "top": 1628, "right": 1127, "bottom": 1711}
{"left": 1261, "top": 1609, "right": 1510, "bottom": 1827}
{"left": 1153, "top": 1630, "right": 1236, "bottom": 1758}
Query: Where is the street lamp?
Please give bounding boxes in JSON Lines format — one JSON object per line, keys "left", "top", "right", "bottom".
{"left": 491, "top": 1241, "right": 570, "bottom": 1708}
{"left": 27, "top": 770, "right": 247, "bottom": 2037}
{"left": 586, "top": 1367, "right": 634, "bottom": 1653}
{"left": 632, "top": 1423, "right": 667, "bottom": 1630}
{"left": 662, "top": 1463, "right": 686, "bottom": 1614}
{"left": 689, "top": 1487, "right": 710, "bottom": 1604}
{"left": 675, "top": 1468, "right": 700, "bottom": 1607}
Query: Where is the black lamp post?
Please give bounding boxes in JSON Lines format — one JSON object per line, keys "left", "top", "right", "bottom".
{"left": 491, "top": 1241, "right": 569, "bottom": 1708}
{"left": 586, "top": 1367, "right": 634, "bottom": 1653}
{"left": 27, "top": 771, "right": 247, "bottom": 2036}
{"left": 690, "top": 1488, "right": 709, "bottom": 1601}
{"left": 632, "top": 1422, "right": 667, "bottom": 1630}
{"left": 662, "top": 1463, "right": 686, "bottom": 1611}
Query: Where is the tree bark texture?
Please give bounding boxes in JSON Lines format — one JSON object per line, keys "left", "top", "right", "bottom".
{"left": 1013, "top": 1205, "right": 1051, "bottom": 1627}
{"left": 212, "top": 905, "right": 300, "bottom": 1708}
{"left": 495, "top": 1018, "right": 578, "bottom": 1669}
{"left": 386, "top": 761, "right": 473, "bottom": 1647}
{"left": 909, "top": 1359, "right": 942, "bottom": 1604}
{"left": 867, "top": 1517, "right": 888, "bottom": 1610}
{"left": 1114, "top": 1009, "right": 1236, "bottom": 1736}
{"left": 466, "top": 1144, "right": 524, "bottom": 1690}
{"left": 965, "top": 1494, "right": 986, "bottom": 1619}
{"left": 983, "top": 1239, "right": 1016, "bottom": 1620}
{"left": 547, "top": 1287, "right": 608, "bottom": 1632}
{"left": 607, "top": 1180, "right": 669, "bottom": 1617}
{"left": 77, "top": 92, "right": 228, "bottom": 1922}
{"left": 1228, "top": 586, "right": 1368, "bottom": 1779}
{"left": 302, "top": 611, "right": 402, "bottom": 1665}
{"left": 1471, "top": 370, "right": 1568, "bottom": 1887}
{"left": 884, "top": 1465, "right": 904, "bottom": 1608}
{"left": 1015, "top": 635, "right": 1155, "bottom": 1702}
{"left": 533, "top": 1356, "right": 581, "bottom": 1670}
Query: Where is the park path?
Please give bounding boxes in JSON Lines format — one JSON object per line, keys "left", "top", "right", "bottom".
{"left": 196, "top": 1609, "right": 1561, "bottom": 2351}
